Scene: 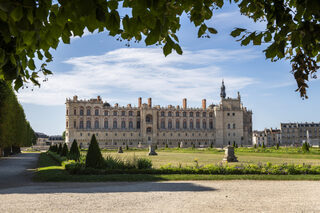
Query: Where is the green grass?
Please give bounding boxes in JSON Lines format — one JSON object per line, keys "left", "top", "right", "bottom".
{"left": 34, "top": 152, "right": 320, "bottom": 182}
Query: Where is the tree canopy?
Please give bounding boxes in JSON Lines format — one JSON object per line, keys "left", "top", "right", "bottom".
{"left": 0, "top": 0, "right": 319, "bottom": 98}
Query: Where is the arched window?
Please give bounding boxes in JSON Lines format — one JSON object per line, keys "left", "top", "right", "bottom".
{"left": 196, "top": 120, "right": 200, "bottom": 129}
{"left": 161, "top": 111, "right": 165, "bottom": 117}
{"left": 86, "top": 120, "right": 91, "bottom": 129}
{"left": 80, "top": 120, "right": 84, "bottom": 129}
{"left": 183, "top": 112, "right": 187, "bottom": 117}
{"left": 146, "top": 114, "right": 152, "bottom": 123}
{"left": 80, "top": 107, "right": 84, "bottom": 116}
{"left": 129, "top": 111, "right": 133, "bottom": 116}
{"left": 168, "top": 111, "right": 172, "bottom": 117}
{"left": 203, "top": 112, "right": 206, "bottom": 117}
{"left": 196, "top": 112, "right": 200, "bottom": 117}
{"left": 147, "top": 127, "right": 152, "bottom": 133}
{"left": 176, "top": 120, "right": 180, "bottom": 129}
{"left": 86, "top": 108, "right": 91, "bottom": 116}
{"left": 94, "top": 120, "right": 99, "bottom": 129}
{"left": 168, "top": 120, "right": 172, "bottom": 129}
{"left": 190, "top": 120, "right": 194, "bottom": 129}
{"left": 137, "top": 121, "right": 140, "bottom": 129}
{"left": 209, "top": 120, "right": 213, "bottom": 129}
{"left": 190, "top": 112, "right": 193, "bottom": 117}
{"left": 74, "top": 109, "right": 77, "bottom": 115}
{"left": 228, "top": 123, "right": 231, "bottom": 129}
{"left": 129, "top": 121, "right": 133, "bottom": 129}
{"left": 176, "top": 112, "right": 179, "bottom": 117}
{"left": 113, "top": 111, "right": 117, "bottom": 116}
{"left": 183, "top": 120, "right": 187, "bottom": 129}
{"left": 104, "top": 110, "right": 108, "bottom": 116}
{"left": 202, "top": 120, "right": 206, "bottom": 129}
{"left": 113, "top": 120, "right": 117, "bottom": 129}
{"left": 66, "top": 121, "right": 68, "bottom": 128}
{"left": 161, "top": 119, "right": 165, "bottom": 129}
{"left": 104, "top": 120, "right": 108, "bottom": 129}
{"left": 121, "top": 111, "right": 125, "bottom": 116}
{"left": 233, "top": 123, "right": 236, "bottom": 129}
{"left": 74, "top": 120, "right": 76, "bottom": 128}
{"left": 121, "top": 121, "right": 126, "bottom": 129}
{"left": 95, "top": 109, "right": 99, "bottom": 116}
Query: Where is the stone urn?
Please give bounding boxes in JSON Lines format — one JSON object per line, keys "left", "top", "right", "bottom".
{"left": 223, "top": 145, "right": 238, "bottom": 162}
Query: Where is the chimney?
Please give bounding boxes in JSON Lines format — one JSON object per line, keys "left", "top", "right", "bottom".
{"left": 148, "top": 97, "right": 152, "bottom": 108}
{"left": 97, "top": 96, "right": 101, "bottom": 102}
{"left": 183, "top": 98, "right": 187, "bottom": 109}
{"left": 127, "top": 104, "right": 132, "bottom": 108}
{"left": 73, "top": 95, "right": 78, "bottom": 101}
{"left": 115, "top": 103, "right": 118, "bottom": 108}
{"left": 138, "top": 97, "right": 142, "bottom": 108}
{"left": 202, "top": 99, "right": 206, "bottom": 109}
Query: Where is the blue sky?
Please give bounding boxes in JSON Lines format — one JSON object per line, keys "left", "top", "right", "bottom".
{"left": 18, "top": 3, "right": 320, "bottom": 135}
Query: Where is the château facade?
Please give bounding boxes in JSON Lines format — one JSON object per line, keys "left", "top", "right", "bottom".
{"left": 65, "top": 82, "right": 253, "bottom": 148}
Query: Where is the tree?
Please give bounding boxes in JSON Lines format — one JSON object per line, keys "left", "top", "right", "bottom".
{"left": 85, "top": 134, "right": 103, "bottom": 168}
{"left": 276, "top": 143, "right": 280, "bottom": 150}
{"left": 262, "top": 142, "right": 266, "bottom": 148}
{"left": 60, "top": 143, "right": 69, "bottom": 157}
{"left": 57, "top": 143, "right": 62, "bottom": 155}
{"left": 254, "top": 144, "right": 257, "bottom": 149}
{"left": 0, "top": 0, "right": 319, "bottom": 98}
{"left": 69, "top": 139, "right": 80, "bottom": 161}
{"left": 62, "top": 131, "right": 66, "bottom": 141}
{"left": 302, "top": 142, "right": 309, "bottom": 152}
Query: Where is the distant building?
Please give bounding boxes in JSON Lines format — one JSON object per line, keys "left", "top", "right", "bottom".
{"left": 280, "top": 122, "right": 320, "bottom": 146}
{"left": 65, "top": 81, "right": 253, "bottom": 148}
{"left": 252, "top": 128, "right": 281, "bottom": 146}
{"left": 33, "top": 133, "right": 64, "bottom": 150}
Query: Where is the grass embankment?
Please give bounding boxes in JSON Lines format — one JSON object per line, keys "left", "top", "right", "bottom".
{"left": 34, "top": 151, "right": 320, "bottom": 182}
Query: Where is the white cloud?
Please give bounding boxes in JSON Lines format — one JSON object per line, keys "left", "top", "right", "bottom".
{"left": 17, "top": 48, "right": 258, "bottom": 106}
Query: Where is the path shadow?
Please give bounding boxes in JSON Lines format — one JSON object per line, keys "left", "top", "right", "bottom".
{"left": 0, "top": 182, "right": 216, "bottom": 194}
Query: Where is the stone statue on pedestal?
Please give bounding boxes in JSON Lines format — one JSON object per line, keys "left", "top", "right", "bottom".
{"left": 223, "top": 145, "right": 238, "bottom": 162}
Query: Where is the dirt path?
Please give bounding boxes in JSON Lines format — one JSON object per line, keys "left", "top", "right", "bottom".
{"left": 0, "top": 153, "right": 39, "bottom": 189}
{"left": 0, "top": 180, "right": 320, "bottom": 212}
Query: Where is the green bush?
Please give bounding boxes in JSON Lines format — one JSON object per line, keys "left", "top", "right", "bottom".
{"left": 57, "top": 143, "right": 62, "bottom": 155}
{"left": 61, "top": 143, "right": 69, "bottom": 157}
{"left": 302, "top": 142, "right": 310, "bottom": 152}
{"left": 254, "top": 144, "right": 257, "bottom": 149}
{"left": 85, "top": 134, "right": 104, "bottom": 168}
{"left": 276, "top": 143, "right": 279, "bottom": 150}
{"left": 69, "top": 139, "right": 80, "bottom": 161}
{"left": 262, "top": 142, "right": 266, "bottom": 148}
{"left": 137, "top": 158, "right": 152, "bottom": 169}
{"left": 165, "top": 143, "right": 168, "bottom": 148}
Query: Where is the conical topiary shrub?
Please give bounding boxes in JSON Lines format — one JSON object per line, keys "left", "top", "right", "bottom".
{"left": 69, "top": 139, "right": 80, "bottom": 161}
{"left": 302, "top": 142, "right": 309, "bottom": 152}
{"left": 57, "top": 143, "right": 62, "bottom": 154}
{"left": 85, "top": 134, "right": 104, "bottom": 168}
{"left": 61, "top": 143, "right": 69, "bottom": 157}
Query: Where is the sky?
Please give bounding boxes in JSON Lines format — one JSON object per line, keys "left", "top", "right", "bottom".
{"left": 17, "top": 3, "right": 320, "bottom": 136}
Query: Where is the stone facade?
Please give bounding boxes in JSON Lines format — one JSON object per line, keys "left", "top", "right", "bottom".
{"left": 280, "top": 122, "right": 320, "bottom": 146}
{"left": 65, "top": 82, "right": 252, "bottom": 148}
{"left": 252, "top": 128, "right": 281, "bottom": 146}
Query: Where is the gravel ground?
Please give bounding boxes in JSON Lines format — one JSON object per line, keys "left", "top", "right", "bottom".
{"left": 1, "top": 153, "right": 320, "bottom": 212}
{"left": 1, "top": 180, "right": 320, "bottom": 213}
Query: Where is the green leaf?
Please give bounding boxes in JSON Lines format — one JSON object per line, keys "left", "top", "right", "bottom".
{"left": 264, "top": 32, "right": 272, "bottom": 42}
{"left": 198, "top": 24, "right": 207, "bottom": 37}
{"left": 174, "top": 44, "right": 183, "bottom": 55}
{"left": 241, "top": 36, "right": 251, "bottom": 46}
{"left": 43, "top": 68, "right": 53, "bottom": 75}
{"left": 208, "top": 27, "right": 218, "bottom": 34}
{"left": 28, "top": 59, "right": 36, "bottom": 70}
{"left": 230, "top": 28, "right": 246, "bottom": 37}
{"left": 10, "top": 7, "right": 23, "bottom": 22}
{"left": 163, "top": 42, "right": 172, "bottom": 56}
{"left": 14, "top": 76, "right": 23, "bottom": 91}
{"left": 253, "top": 33, "right": 263, "bottom": 45}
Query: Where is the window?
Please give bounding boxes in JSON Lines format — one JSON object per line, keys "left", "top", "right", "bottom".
{"left": 129, "top": 111, "right": 133, "bottom": 116}
{"left": 113, "top": 120, "right": 117, "bottom": 129}
{"left": 74, "top": 121, "right": 76, "bottom": 128}
{"left": 74, "top": 109, "right": 76, "bottom": 115}
{"left": 87, "top": 108, "right": 91, "bottom": 115}
{"left": 228, "top": 123, "right": 230, "bottom": 129}
{"left": 104, "top": 111, "right": 108, "bottom": 116}
{"left": 161, "top": 119, "right": 165, "bottom": 129}
{"left": 183, "top": 112, "right": 186, "bottom": 117}
{"left": 233, "top": 123, "right": 236, "bottom": 129}
{"left": 147, "top": 127, "right": 152, "bottom": 133}
{"left": 104, "top": 120, "right": 108, "bottom": 129}
{"left": 80, "top": 108, "right": 84, "bottom": 116}
{"left": 176, "top": 120, "right": 180, "bottom": 129}
{"left": 168, "top": 111, "right": 172, "bottom": 117}
{"left": 190, "top": 112, "right": 193, "bottom": 117}
{"left": 168, "top": 120, "right": 172, "bottom": 129}
{"left": 232, "top": 112, "right": 235, "bottom": 116}
{"left": 196, "top": 120, "right": 200, "bottom": 129}
{"left": 202, "top": 120, "right": 206, "bottom": 129}
{"left": 161, "top": 111, "right": 165, "bottom": 117}
{"left": 190, "top": 120, "right": 194, "bottom": 129}
{"left": 94, "top": 120, "right": 99, "bottom": 129}
{"left": 183, "top": 120, "right": 187, "bottom": 129}
{"left": 203, "top": 112, "right": 206, "bottom": 117}
{"left": 86, "top": 120, "right": 91, "bottom": 129}
{"left": 209, "top": 112, "right": 213, "bottom": 117}
{"left": 80, "top": 121, "right": 84, "bottom": 129}
{"left": 137, "top": 111, "right": 140, "bottom": 116}
{"left": 121, "top": 111, "right": 125, "bottom": 116}
{"left": 137, "top": 121, "right": 140, "bottom": 129}
{"left": 196, "top": 112, "right": 200, "bottom": 117}
{"left": 227, "top": 112, "right": 230, "bottom": 116}
{"left": 209, "top": 121, "right": 213, "bottom": 129}
{"left": 66, "top": 109, "right": 68, "bottom": 115}
{"left": 66, "top": 121, "right": 68, "bottom": 128}
{"left": 146, "top": 114, "right": 152, "bottom": 123}
{"left": 95, "top": 109, "right": 99, "bottom": 116}
{"left": 121, "top": 121, "right": 126, "bottom": 129}
{"left": 129, "top": 121, "right": 133, "bottom": 129}
{"left": 113, "top": 111, "right": 117, "bottom": 116}
{"left": 176, "top": 112, "right": 179, "bottom": 117}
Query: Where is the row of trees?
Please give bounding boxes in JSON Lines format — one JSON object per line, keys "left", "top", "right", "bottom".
{"left": 49, "top": 140, "right": 81, "bottom": 161}
{"left": 0, "top": 80, "right": 36, "bottom": 156}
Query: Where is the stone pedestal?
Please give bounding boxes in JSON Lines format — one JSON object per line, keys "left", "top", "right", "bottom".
{"left": 223, "top": 146, "right": 238, "bottom": 162}
{"left": 148, "top": 144, "right": 157, "bottom": 156}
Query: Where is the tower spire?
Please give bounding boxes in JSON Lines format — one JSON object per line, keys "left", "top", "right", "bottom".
{"left": 220, "top": 79, "right": 226, "bottom": 99}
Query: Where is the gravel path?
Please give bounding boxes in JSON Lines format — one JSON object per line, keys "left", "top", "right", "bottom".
{"left": 0, "top": 153, "right": 320, "bottom": 212}
{"left": 1, "top": 180, "right": 320, "bottom": 212}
